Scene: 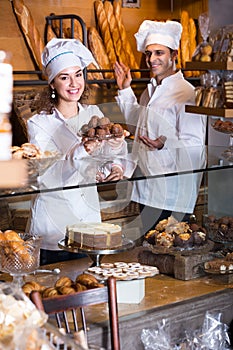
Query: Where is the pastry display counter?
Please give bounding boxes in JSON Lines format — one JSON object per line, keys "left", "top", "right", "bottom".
{"left": 0, "top": 144, "right": 232, "bottom": 242}
{"left": 1, "top": 248, "right": 233, "bottom": 349}
{"left": 0, "top": 145, "right": 233, "bottom": 348}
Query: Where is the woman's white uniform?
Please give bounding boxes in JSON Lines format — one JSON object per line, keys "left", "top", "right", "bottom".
{"left": 27, "top": 103, "right": 127, "bottom": 250}
{"left": 115, "top": 70, "right": 207, "bottom": 214}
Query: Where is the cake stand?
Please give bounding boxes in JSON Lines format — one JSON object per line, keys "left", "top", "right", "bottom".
{"left": 58, "top": 238, "right": 135, "bottom": 266}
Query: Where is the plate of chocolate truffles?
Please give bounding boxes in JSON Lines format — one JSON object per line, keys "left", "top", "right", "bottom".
{"left": 80, "top": 116, "right": 127, "bottom": 140}
{"left": 204, "top": 215, "right": 233, "bottom": 244}
{"left": 144, "top": 216, "right": 210, "bottom": 254}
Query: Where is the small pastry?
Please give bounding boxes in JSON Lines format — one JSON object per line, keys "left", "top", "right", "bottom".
{"left": 100, "top": 262, "right": 114, "bottom": 268}
{"left": 111, "top": 123, "right": 124, "bottom": 137}
{"left": 55, "top": 276, "right": 73, "bottom": 288}
{"left": 42, "top": 287, "right": 59, "bottom": 298}
{"left": 4, "top": 230, "right": 23, "bottom": 242}
{"left": 58, "top": 286, "right": 76, "bottom": 295}
{"left": 88, "top": 115, "right": 99, "bottom": 129}
{"left": 114, "top": 262, "right": 128, "bottom": 268}
{"left": 220, "top": 265, "right": 227, "bottom": 273}
{"left": 96, "top": 128, "right": 106, "bottom": 139}
{"left": 75, "top": 283, "right": 87, "bottom": 292}
{"left": 102, "top": 271, "right": 114, "bottom": 277}
{"left": 87, "top": 128, "right": 96, "bottom": 138}
{"left": 76, "top": 273, "right": 98, "bottom": 286}
{"left": 97, "top": 117, "right": 111, "bottom": 127}
{"left": 87, "top": 282, "right": 105, "bottom": 289}
{"left": 22, "top": 281, "right": 44, "bottom": 296}
{"left": 126, "top": 271, "right": 139, "bottom": 279}
{"left": 128, "top": 262, "right": 141, "bottom": 268}
{"left": 113, "top": 272, "right": 128, "bottom": 280}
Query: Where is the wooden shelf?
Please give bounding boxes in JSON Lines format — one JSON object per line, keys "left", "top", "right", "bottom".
{"left": 185, "top": 61, "right": 233, "bottom": 71}
{"left": 185, "top": 105, "right": 233, "bottom": 118}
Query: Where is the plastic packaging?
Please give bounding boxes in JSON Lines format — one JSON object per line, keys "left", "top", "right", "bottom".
{"left": 140, "top": 312, "right": 231, "bottom": 349}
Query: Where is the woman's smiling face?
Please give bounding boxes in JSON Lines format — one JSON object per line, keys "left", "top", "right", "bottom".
{"left": 51, "top": 66, "right": 85, "bottom": 103}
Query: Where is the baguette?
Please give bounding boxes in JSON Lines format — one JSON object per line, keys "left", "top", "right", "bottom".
{"left": 60, "top": 18, "right": 83, "bottom": 42}
{"left": 113, "top": 0, "right": 141, "bottom": 78}
{"left": 103, "top": 1, "right": 127, "bottom": 64}
{"left": 12, "top": 0, "right": 44, "bottom": 71}
{"left": 189, "top": 18, "right": 200, "bottom": 77}
{"left": 88, "top": 27, "right": 114, "bottom": 79}
{"left": 87, "top": 62, "right": 104, "bottom": 85}
{"left": 94, "top": 0, "right": 117, "bottom": 66}
{"left": 180, "top": 10, "right": 192, "bottom": 77}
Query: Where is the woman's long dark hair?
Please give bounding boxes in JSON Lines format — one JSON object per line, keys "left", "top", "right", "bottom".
{"left": 35, "top": 84, "right": 90, "bottom": 114}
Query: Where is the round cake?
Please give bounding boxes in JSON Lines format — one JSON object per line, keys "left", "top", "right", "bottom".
{"left": 65, "top": 222, "right": 122, "bottom": 249}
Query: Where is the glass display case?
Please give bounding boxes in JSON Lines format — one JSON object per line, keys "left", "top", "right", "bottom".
{"left": 0, "top": 144, "right": 232, "bottom": 244}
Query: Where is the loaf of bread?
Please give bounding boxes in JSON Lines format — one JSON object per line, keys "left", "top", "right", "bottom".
{"left": 94, "top": 0, "right": 117, "bottom": 66}
{"left": 180, "top": 10, "right": 192, "bottom": 78}
{"left": 113, "top": 0, "right": 141, "bottom": 78}
{"left": 189, "top": 17, "right": 200, "bottom": 77}
{"left": 52, "top": 16, "right": 83, "bottom": 42}
{"left": 103, "top": 1, "right": 127, "bottom": 64}
{"left": 86, "top": 62, "right": 104, "bottom": 84}
{"left": 12, "top": 0, "right": 44, "bottom": 71}
{"left": 70, "top": 20, "right": 83, "bottom": 41}
{"left": 88, "top": 27, "right": 114, "bottom": 79}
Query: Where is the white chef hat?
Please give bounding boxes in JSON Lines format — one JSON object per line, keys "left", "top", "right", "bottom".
{"left": 41, "top": 38, "right": 95, "bottom": 83}
{"left": 134, "top": 20, "right": 182, "bottom": 52}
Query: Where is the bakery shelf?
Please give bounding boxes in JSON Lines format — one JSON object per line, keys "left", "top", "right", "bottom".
{"left": 185, "top": 105, "right": 233, "bottom": 118}
{"left": 185, "top": 61, "right": 233, "bottom": 71}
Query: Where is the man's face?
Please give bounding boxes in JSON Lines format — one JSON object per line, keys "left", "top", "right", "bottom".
{"left": 145, "top": 43, "right": 177, "bottom": 81}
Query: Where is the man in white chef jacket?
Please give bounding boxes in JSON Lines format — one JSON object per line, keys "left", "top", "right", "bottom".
{"left": 114, "top": 20, "right": 207, "bottom": 235}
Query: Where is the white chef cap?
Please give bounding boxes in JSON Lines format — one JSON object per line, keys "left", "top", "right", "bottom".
{"left": 41, "top": 38, "right": 95, "bottom": 83}
{"left": 134, "top": 20, "right": 182, "bottom": 52}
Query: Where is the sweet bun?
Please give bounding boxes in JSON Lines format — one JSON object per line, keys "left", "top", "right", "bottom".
{"left": 4, "top": 230, "right": 23, "bottom": 242}
{"left": 58, "top": 286, "right": 76, "bottom": 295}
{"left": 90, "top": 282, "right": 105, "bottom": 288}
{"left": 76, "top": 273, "right": 98, "bottom": 287}
{"left": 0, "top": 231, "right": 6, "bottom": 242}
{"left": 55, "top": 276, "right": 73, "bottom": 288}
{"left": 111, "top": 124, "right": 123, "bottom": 137}
{"left": 75, "top": 283, "right": 88, "bottom": 292}
{"left": 42, "top": 287, "right": 59, "bottom": 298}
{"left": 22, "top": 281, "right": 45, "bottom": 296}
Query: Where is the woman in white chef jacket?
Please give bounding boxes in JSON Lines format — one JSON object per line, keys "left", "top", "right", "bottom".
{"left": 114, "top": 20, "right": 207, "bottom": 235}
{"left": 27, "top": 38, "right": 127, "bottom": 265}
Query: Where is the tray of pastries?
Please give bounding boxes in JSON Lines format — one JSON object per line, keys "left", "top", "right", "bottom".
{"left": 85, "top": 261, "right": 159, "bottom": 281}
{"left": 80, "top": 115, "right": 129, "bottom": 140}
{"left": 11, "top": 143, "right": 61, "bottom": 179}
{"left": 144, "top": 216, "right": 210, "bottom": 255}
{"left": 204, "top": 252, "right": 233, "bottom": 275}
{"left": 22, "top": 273, "right": 105, "bottom": 298}
{"left": 204, "top": 215, "right": 233, "bottom": 244}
